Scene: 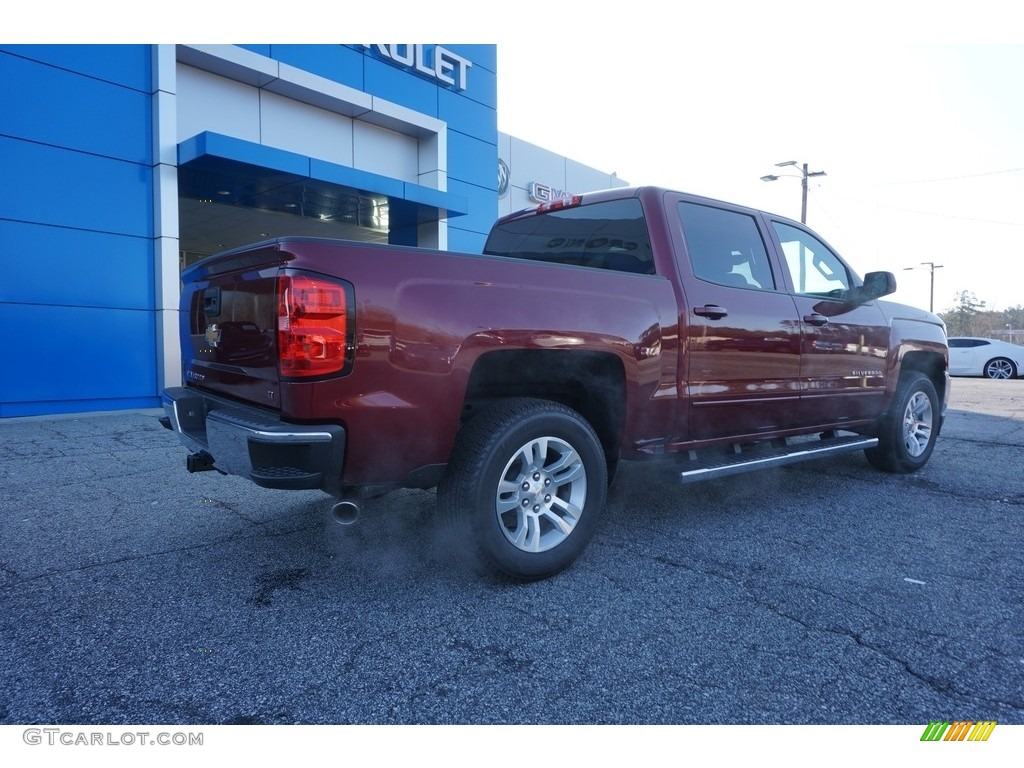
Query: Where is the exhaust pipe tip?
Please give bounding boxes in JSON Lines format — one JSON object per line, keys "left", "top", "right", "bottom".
{"left": 331, "top": 498, "right": 360, "bottom": 526}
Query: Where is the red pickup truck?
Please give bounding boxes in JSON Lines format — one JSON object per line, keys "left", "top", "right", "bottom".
{"left": 162, "top": 186, "right": 949, "bottom": 580}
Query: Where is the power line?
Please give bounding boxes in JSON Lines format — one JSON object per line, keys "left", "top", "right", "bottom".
{"left": 816, "top": 188, "right": 1024, "bottom": 228}
{"left": 872, "top": 167, "right": 1024, "bottom": 186}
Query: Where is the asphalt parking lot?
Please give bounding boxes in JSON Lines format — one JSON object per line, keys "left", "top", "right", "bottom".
{"left": 0, "top": 378, "right": 1021, "bottom": 725}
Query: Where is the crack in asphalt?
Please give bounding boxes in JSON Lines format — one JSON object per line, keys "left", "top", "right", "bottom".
{"left": 202, "top": 498, "right": 261, "bottom": 525}
{"left": 786, "top": 461, "right": 1024, "bottom": 507}
{"left": 630, "top": 548, "right": 1024, "bottom": 714}
{"left": 753, "top": 594, "right": 1024, "bottom": 713}
{"left": 0, "top": 518, "right": 322, "bottom": 594}
{"left": 0, "top": 561, "right": 20, "bottom": 581}
{"left": 447, "top": 636, "right": 536, "bottom": 673}
{"left": 943, "top": 435, "right": 1024, "bottom": 449}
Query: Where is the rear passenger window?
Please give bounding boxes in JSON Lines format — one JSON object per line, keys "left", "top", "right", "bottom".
{"left": 677, "top": 202, "right": 775, "bottom": 290}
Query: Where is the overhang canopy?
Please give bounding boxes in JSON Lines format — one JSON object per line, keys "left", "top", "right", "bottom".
{"left": 177, "top": 132, "right": 468, "bottom": 247}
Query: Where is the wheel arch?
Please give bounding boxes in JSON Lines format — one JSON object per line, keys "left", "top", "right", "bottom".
{"left": 461, "top": 349, "right": 626, "bottom": 469}
{"left": 899, "top": 349, "right": 947, "bottom": 408}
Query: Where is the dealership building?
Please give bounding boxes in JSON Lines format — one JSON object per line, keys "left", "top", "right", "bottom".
{"left": 0, "top": 44, "right": 624, "bottom": 417}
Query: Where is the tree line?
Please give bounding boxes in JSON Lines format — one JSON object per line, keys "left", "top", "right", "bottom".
{"left": 937, "top": 290, "right": 1024, "bottom": 341}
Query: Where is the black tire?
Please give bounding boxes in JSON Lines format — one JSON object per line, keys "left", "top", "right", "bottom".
{"left": 438, "top": 398, "right": 607, "bottom": 581}
{"left": 865, "top": 372, "right": 939, "bottom": 473}
{"left": 983, "top": 357, "right": 1017, "bottom": 379}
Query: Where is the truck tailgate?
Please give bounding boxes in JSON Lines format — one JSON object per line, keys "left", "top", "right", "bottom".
{"left": 181, "top": 249, "right": 283, "bottom": 410}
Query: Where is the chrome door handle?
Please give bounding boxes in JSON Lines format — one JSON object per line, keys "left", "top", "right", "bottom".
{"left": 694, "top": 305, "right": 728, "bottom": 319}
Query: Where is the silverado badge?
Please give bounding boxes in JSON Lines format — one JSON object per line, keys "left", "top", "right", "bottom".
{"left": 205, "top": 323, "right": 222, "bottom": 348}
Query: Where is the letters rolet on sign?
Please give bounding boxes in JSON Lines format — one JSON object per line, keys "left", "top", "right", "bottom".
{"left": 364, "top": 44, "right": 472, "bottom": 91}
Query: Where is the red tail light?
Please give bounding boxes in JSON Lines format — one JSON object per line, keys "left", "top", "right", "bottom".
{"left": 277, "top": 274, "right": 353, "bottom": 378}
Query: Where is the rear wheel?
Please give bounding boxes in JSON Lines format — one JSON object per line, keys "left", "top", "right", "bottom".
{"left": 865, "top": 372, "right": 939, "bottom": 473}
{"left": 438, "top": 398, "right": 607, "bottom": 581}
{"left": 984, "top": 357, "right": 1017, "bottom": 379}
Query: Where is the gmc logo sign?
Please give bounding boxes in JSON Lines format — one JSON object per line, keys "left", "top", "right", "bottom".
{"left": 528, "top": 182, "right": 568, "bottom": 204}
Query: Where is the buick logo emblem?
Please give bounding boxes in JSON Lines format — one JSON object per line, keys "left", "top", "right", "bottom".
{"left": 205, "top": 324, "right": 222, "bottom": 348}
{"left": 497, "top": 158, "right": 510, "bottom": 198}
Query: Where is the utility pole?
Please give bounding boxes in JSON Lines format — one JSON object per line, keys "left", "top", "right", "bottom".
{"left": 760, "top": 160, "right": 827, "bottom": 224}
{"left": 903, "top": 261, "right": 944, "bottom": 312}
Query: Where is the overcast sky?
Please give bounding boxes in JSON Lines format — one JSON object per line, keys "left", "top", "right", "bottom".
{"left": 495, "top": 13, "right": 1024, "bottom": 314}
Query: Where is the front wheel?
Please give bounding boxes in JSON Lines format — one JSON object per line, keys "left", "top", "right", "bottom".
{"left": 438, "top": 398, "right": 607, "bottom": 581}
{"left": 984, "top": 357, "right": 1017, "bottom": 379}
{"left": 865, "top": 373, "right": 939, "bottom": 473}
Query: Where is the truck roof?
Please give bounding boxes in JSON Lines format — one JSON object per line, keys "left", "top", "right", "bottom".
{"left": 496, "top": 185, "right": 797, "bottom": 228}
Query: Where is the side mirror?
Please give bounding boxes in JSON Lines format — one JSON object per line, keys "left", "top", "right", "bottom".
{"left": 861, "top": 271, "right": 896, "bottom": 300}
{"left": 813, "top": 271, "right": 898, "bottom": 315}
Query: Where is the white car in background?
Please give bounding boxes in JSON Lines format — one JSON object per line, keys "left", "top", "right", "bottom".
{"left": 948, "top": 337, "right": 1024, "bottom": 379}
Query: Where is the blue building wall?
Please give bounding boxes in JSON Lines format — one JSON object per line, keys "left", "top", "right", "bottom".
{"left": 0, "top": 45, "right": 158, "bottom": 417}
{"left": 0, "top": 44, "right": 500, "bottom": 417}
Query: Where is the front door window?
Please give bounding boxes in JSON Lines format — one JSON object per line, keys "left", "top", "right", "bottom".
{"left": 773, "top": 222, "right": 851, "bottom": 297}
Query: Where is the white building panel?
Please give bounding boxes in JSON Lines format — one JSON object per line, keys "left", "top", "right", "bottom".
{"left": 260, "top": 90, "right": 355, "bottom": 167}
{"left": 176, "top": 65, "right": 261, "bottom": 143}
{"left": 353, "top": 121, "right": 418, "bottom": 183}
{"left": 566, "top": 160, "right": 623, "bottom": 195}
{"left": 505, "top": 136, "right": 567, "bottom": 191}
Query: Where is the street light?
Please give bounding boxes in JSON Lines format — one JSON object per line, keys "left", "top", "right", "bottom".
{"left": 903, "top": 261, "right": 944, "bottom": 313}
{"left": 760, "top": 160, "right": 827, "bottom": 224}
